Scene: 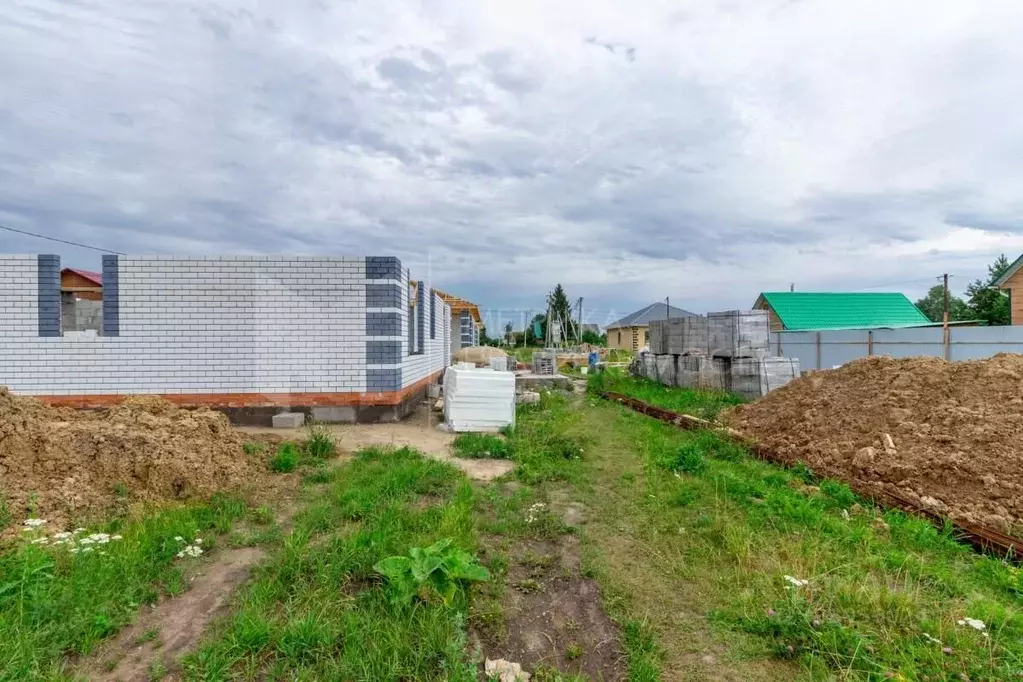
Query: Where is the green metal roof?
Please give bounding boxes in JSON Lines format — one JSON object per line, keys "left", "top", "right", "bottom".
{"left": 757, "top": 292, "right": 931, "bottom": 331}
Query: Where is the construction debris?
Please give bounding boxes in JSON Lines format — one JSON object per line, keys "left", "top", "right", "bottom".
{"left": 726, "top": 354, "right": 1023, "bottom": 531}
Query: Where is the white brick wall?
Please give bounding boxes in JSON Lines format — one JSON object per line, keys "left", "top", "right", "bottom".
{"left": 0, "top": 256, "right": 39, "bottom": 337}
{"left": 401, "top": 291, "right": 449, "bottom": 388}
{"left": 0, "top": 255, "right": 455, "bottom": 397}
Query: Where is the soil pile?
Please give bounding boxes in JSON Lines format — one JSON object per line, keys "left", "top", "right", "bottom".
{"left": 1, "top": 388, "right": 264, "bottom": 530}
{"left": 726, "top": 354, "right": 1023, "bottom": 531}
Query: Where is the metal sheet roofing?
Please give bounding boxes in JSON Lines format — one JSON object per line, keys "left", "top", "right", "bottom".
{"left": 606, "top": 302, "right": 697, "bottom": 329}
{"left": 61, "top": 268, "right": 103, "bottom": 286}
{"left": 757, "top": 292, "right": 931, "bottom": 330}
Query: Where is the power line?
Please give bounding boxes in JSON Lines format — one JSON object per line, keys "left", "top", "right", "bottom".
{"left": 0, "top": 223, "right": 125, "bottom": 255}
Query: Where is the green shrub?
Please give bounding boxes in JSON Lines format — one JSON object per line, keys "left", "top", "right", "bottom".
{"left": 304, "top": 424, "right": 336, "bottom": 460}
{"left": 452, "top": 433, "right": 512, "bottom": 459}
{"left": 270, "top": 443, "right": 299, "bottom": 473}
{"left": 242, "top": 442, "right": 265, "bottom": 456}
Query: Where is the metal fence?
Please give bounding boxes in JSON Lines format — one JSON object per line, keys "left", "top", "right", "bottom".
{"left": 772, "top": 326, "right": 1023, "bottom": 370}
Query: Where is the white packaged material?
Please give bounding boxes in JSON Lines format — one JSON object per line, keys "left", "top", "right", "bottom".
{"left": 443, "top": 365, "right": 516, "bottom": 432}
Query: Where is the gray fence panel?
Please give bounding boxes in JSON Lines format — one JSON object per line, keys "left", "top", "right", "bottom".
{"left": 873, "top": 328, "right": 944, "bottom": 359}
{"left": 771, "top": 326, "right": 1023, "bottom": 369}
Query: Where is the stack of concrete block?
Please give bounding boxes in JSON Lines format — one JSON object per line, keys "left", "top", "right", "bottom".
{"left": 654, "top": 354, "right": 676, "bottom": 385}
{"left": 648, "top": 319, "right": 667, "bottom": 354}
{"left": 674, "top": 355, "right": 730, "bottom": 391}
{"left": 665, "top": 317, "right": 709, "bottom": 355}
{"left": 729, "top": 357, "right": 800, "bottom": 399}
{"left": 532, "top": 350, "right": 556, "bottom": 376}
{"left": 708, "top": 310, "right": 769, "bottom": 359}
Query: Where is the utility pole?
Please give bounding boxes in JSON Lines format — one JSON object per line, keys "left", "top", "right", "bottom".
{"left": 666, "top": 297, "right": 670, "bottom": 319}
{"left": 942, "top": 273, "right": 950, "bottom": 361}
{"left": 790, "top": 283, "right": 795, "bottom": 292}
{"left": 577, "top": 297, "right": 584, "bottom": 344}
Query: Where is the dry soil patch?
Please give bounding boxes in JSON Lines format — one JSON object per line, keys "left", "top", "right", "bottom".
{"left": 237, "top": 406, "right": 514, "bottom": 481}
{"left": 82, "top": 546, "right": 265, "bottom": 682}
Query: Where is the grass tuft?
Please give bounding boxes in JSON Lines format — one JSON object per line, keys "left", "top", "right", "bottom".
{"left": 452, "top": 432, "right": 512, "bottom": 459}
{"left": 303, "top": 423, "right": 337, "bottom": 460}
{"left": 269, "top": 443, "right": 299, "bottom": 473}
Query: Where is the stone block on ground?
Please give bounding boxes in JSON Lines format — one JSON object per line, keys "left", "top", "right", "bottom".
{"left": 272, "top": 412, "right": 305, "bottom": 428}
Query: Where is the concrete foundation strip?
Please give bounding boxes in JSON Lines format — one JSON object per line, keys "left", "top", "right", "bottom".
{"left": 600, "top": 391, "right": 1023, "bottom": 561}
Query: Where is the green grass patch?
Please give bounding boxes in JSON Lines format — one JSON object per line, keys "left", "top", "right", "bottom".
{"left": 269, "top": 442, "right": 300, "bottom": 473}
{"left": 588, "top": 368, "right": 743, "bottom": 419}
{"left": 507, "top": 392, "right": 587, "bottom": 484}
{"left": 452, "top": 433, "right": 512, "bottom": 459}
{"left": 602, "top": 401, "right": 1023, "bottom": 680}
{"left": 0, "top": 495, "right": 247, "bottom": 680}
{"left": 183, "top": 447, "right": 480, "bottom": 681}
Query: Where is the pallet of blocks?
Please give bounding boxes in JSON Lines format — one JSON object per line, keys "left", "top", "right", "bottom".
{"left": 707, "top": 310, "right": 770, "bottom": 358}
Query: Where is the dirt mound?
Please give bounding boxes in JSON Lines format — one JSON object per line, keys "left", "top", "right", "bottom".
{"left": 725, "top": 354, "right": 1023, "bottom": 531}
{"left": 0, "top": 388, "right": 265, "bottom": 532}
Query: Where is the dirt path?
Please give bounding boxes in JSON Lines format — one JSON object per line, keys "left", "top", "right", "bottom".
{"left": 82, "top": 546, "right": 264, "bottom": 681}
{"left": 236, "top": 405, "right": 514, "bottom": 482}
{"left": 568, "top": 402, "right": 797, "bottom": 682}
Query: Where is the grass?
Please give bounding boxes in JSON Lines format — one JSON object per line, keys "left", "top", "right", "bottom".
{"left": 506, "top": 392, "right": 587, "bottom": 484}
{"left": 452, "top": 432, "right": 512, "bottom": 459}
{"left": 303, "top": 423, "right": 337, "bottom": 460}
{"left": 182, "top": 447, "right": 480, "bottom": 681}
{"left": 588, "top": 368, "right": 743, "bottom": 419}
{"left": 269, "top": 443, "right": 299, "bottom": 473}
{"left": 581, "top": 386, "right": 1023, "bottom": 680}
{"left": 0, "top": 495, "right": 247, "bottom": 681}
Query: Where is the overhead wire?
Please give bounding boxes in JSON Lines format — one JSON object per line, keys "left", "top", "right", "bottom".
{"left": 0, "top": 223, "right": 125, "bottom": 255}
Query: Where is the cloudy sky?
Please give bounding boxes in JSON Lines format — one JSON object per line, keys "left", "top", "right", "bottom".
{"left": 3, "top": 0, "right": 1023, "bottom": 329}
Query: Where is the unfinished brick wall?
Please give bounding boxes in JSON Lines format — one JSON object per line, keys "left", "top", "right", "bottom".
{"left": 0, "top": 254, "right": 450, "bottom": 421}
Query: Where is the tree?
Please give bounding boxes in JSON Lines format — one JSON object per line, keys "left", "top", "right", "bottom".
{"left": 503, "top": 322, "right": 513, "bottom": 344}
{"left": 478, "top": 325, "right": 497, "bottom": 346}
{"left": 914, "top": 285, "right": 969, "bottom": 323}
{"left": 547, "top": 284, "right": 577, "bottom": 342}
{"left": 966, "top": 254, "right": 1012, "bottom": 326}
{"left": 581, "top": 329, "right": 605, "bottom": 345}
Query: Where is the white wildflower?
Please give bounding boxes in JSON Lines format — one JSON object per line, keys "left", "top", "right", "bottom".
{"left": 81, "top": 547, "right": 94, "bottom": 553}
{"left": 176, "top": 545, "right": 203, "bottom": 559}
{"left": 841, "top": 509, "right": 851, "bottom": 521}
{"left": 23, "top": 518, "right": 47, "bottom": 528}
{"left": 525, "top": 502, "right": 547, "bottom": 524}
{"left": 957, "top": 618, "right": 986, "bottom": 632}
{"left": 111, "top": 535, "right": 123, "bottom": 541}
{"left": 21, "top": 527, "right": 32, "bottom": 532}
{"left": 52, "top": 532, "right": 72, "bottom": 541}
{"left": 79, "top": 537, "right": 95, "bottom": 545}
{"left": 923, "top": 632, "right": 942, "bottom": 645}
{"left": 99, "top": 551, "right": 107, "bottom": 556}
{"left": 31, "top": 537, "right": 49, "bottom": 545}
{"left": 194, "top": 538, "right": 202, "bottom": 545}
{"left": 73, "top": 528, "right": 85, "bottom": 534}
{"left": 174, "top": 536, "right": 184, "bottom": 543}
{"left": 70, "top": 548, "right": 80, "bottom": 554}
{"left": 87, "top": 533, "right": 111, "bottom": 545}
{"left": 784, "top": 575, "right": 810, "bottom": 588}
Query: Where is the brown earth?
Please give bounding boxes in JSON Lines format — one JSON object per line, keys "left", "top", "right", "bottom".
{"left": 0, "top": 388, "right": 272, "bottom": 533}
{"left": 725, "top": 354, "right": 1023, "bottom": 531}
{"left": 479, "top": 535, "right": 627, "bottom": 681}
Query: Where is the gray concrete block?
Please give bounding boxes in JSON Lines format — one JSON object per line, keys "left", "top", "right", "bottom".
{"left": 272, "top": 412, "right": 305, "bottom": 428}
{"left": 311, "top": 406, "right": 356, "bottom": 423}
